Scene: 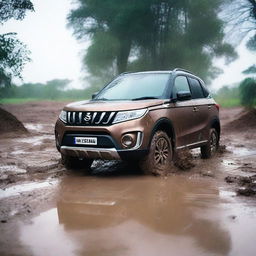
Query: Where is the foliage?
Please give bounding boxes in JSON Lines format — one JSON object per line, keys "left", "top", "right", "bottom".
{"left": 239, "top": 77, "right": 256, "bottom": 107}
{"left": 68, "top": 0, "right": 237, "bottom": 84}
{"left": 243, "top": 64, "right": 256, "bottom": 74}
{"left": 0, "top": 33, "right": 31, "bottom": 87}
{"left": 0, "top": 0, "right": 34, "bottom": 87}
{"left": 0, "top": 79, "right": 97, "bottom": 101}
{"left": 0, "top": 0, "right": 34, "bottom": 23}
{"left": 225, "top": 0, "right": 256, "bottom": 36}
{"left": 246, "top": 33, "right": 256, "bottom": 51}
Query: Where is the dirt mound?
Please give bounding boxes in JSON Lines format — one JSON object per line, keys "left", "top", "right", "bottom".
{"left": 224, "top": 108, "right": 256, "bottom": 131}
{"left": 0, "top": 107, "right": 27, "bottom": 134}
{"left": 225, "top": 175, "right": 256, "bottom": 197}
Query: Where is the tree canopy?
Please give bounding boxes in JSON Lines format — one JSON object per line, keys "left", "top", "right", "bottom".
{"left": 243, "top": 64, "right": 256, "bottom": 74}
{"left": 68, "top": 0, "right": 237, "bottom": 84}
{"left": 0, "top": 0, "right": 34, "bottom": 87}
{"left": 0, "top": 0, "right": 34, "bottom": 24}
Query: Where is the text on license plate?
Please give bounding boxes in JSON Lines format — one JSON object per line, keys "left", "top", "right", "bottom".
{"left": 74, "top": 137, "right": 97, "bottom": 145}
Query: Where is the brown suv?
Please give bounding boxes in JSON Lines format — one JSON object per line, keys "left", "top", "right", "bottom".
{"left": 55, "top": 68, "right": 220, "bottom": 174}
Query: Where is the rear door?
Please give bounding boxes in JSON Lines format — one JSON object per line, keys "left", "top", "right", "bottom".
{"left": 187, "top": 77, "right": 209, "bottom": 143}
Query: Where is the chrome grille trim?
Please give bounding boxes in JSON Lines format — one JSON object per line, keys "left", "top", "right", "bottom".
{"left": 95, "top": 112, "right": 106, "bottom": 124}
{"left": 102, "top": 112, "right": 115, "bottom": 124}
{"left": 66, "top": 111, "right": 116, "bottom": 126}
{"left": 91, "top": 112, "right": 97, "bottom": 123}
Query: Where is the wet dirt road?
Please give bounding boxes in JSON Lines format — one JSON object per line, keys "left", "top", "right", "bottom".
{"left": 0, "top": 102, "right": 256, "bottom": 256}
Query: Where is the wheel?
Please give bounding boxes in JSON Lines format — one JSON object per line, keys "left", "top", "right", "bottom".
{"left": 201, "top": 128, "right": 219, "bottom": 159}
{"left": 61, "top": 153, "right": 93, "bottom": 171}
{"left": 139, "top": 131, "right": 173, "bottom": 175}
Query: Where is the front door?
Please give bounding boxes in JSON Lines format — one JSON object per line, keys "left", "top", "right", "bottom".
{"left": 171, "top": 75, "right": 197, "bottom": 147}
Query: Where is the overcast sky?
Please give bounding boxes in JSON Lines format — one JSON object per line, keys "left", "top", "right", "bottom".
{"left": 2, "top": 0, "right": 256, "bottom": 90}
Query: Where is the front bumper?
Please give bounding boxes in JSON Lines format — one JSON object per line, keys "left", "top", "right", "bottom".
{"left": 60, "top": 146, "right": 120, "bottom": 160}
{"left": 60, "top": 146, "right": 149, "bottom": 160}
{"left": 55, "top": 113, "right": 154, "bottom": 160}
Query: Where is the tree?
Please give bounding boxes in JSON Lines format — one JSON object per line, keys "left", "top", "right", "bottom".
{"left": 0, "top": 33, "right": 31, "bottom": 87}
{"left": 0, "top": 0, "right": 34, "bottom": 23}
{"left": 68, "top": 0, "right": 236, "bottom": 84}
{"left": 226, "top": 0, "right": 256, "bottom": 78}
{"left": 243, "top": 64, "right": 256, "bottom": 74}
{"left": 0, "top": 0, "right": 34, "bottom": 87}
{"left": 239, "top": 77, "right": 256, "bottom": 107}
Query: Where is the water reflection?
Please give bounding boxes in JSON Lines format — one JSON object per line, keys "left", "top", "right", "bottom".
{"left": 53, "top": 174, "right": 231, "bottom": 256}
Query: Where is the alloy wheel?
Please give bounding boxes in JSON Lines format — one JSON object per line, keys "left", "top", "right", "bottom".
{"left": 154, "top": 137, "right": 170, "bottom": 166}
{"left": 210, "top": 132, "right": 218, "bottom": 154}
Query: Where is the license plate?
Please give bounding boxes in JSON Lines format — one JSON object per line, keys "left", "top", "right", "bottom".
{"left": 74, "top": 137, "right": 97, "bottom": 145}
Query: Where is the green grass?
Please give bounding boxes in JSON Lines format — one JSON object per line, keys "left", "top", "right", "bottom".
{"left": 0, "top": 98, "right": 40, "bottom": 104}
{"left": 214, "top": 98, "right": 241, "bottom": 108}
{"left": 0, "top": 97, "right": 88, "bottom": 104}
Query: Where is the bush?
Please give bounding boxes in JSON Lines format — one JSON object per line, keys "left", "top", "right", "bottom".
{"left": 239, "top": 78, "right": 256, "bottom": 108}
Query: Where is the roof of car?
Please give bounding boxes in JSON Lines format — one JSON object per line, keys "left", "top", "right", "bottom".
{"left": 121, "top": 71, "right": 172, "bottom": 75}
{"left": 121, "top": 69, "right": 205, "bottom": 84}
{"left": 121, "top": 68, "right": 195, "bottom": 76}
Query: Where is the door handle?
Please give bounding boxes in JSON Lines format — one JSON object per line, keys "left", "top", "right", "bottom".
{"left": 193, "top": 107, "right": 199, "bottom": 112}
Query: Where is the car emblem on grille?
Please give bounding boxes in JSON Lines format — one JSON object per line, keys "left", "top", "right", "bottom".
{"left": 84, "top": 113, "right": 92, "bottom": 122}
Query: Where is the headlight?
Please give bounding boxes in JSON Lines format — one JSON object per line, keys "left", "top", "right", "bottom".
{"left": 113, "top": 109, "right": 147, "bottom": 124}
{"left": 59, "top": 110, "right": 67, "bottom": 123}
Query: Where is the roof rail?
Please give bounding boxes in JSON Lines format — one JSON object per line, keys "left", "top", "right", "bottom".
{"left": 173, "top": 68, "right": 194, "bottom": 75}
{"left": 120, "top": 72, "right": 130, "bottom": 75}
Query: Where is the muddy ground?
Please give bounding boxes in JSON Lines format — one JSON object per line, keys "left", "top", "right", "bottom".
{"left": 0, "top": 102, "right": 256, "bottom": 256}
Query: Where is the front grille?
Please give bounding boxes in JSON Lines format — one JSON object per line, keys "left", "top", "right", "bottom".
{"left": 67, "top": 111, "right": 116, "bottom": 126}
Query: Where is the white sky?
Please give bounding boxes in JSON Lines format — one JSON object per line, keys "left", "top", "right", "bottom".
{"left": 1, "top": 0, "right": 89, "bottom": 88}
{"left": 211, "top": 36, "right": 256, "bottom": 91}
{"left": 1, "top": 0, "right": 256, "bottom": 90}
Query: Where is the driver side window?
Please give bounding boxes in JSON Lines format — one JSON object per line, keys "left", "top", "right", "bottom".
{"left": 173, "top": 76, "right": 190, "bottom": 98}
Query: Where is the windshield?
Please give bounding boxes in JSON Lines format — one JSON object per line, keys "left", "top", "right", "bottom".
{"left": 94, "top": 73, "right": 170, "bottom": 101}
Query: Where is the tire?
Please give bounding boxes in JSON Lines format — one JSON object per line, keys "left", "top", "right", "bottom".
{"left": 139, "top": 131, "right": 173, "bottom": 175}
{"left": 201, "top": 128, "right": 219, "bottom": 159}
{"left": 61, "top": 154, "right": 93, "bottom": 171}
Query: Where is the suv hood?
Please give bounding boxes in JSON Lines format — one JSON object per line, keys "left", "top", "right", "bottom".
{"left": 64, "top": 99, "right": 166, "bottom": 112}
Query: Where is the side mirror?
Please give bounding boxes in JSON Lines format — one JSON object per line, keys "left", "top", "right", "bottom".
{"left": 91, "top": 92, "right": 98, "bottom": 99}
{"left": 177, "top": 91, "right": 191, "bottom": 101}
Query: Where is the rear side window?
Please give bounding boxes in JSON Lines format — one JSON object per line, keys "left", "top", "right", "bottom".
{"left": 173, "top": 76, "right": 190, "bottom": 98}
{"left": 188, "top": 77, "right": 205, "bottom": 99}
{"left": 200, "top": 82, "right": 210, "bottom": 97}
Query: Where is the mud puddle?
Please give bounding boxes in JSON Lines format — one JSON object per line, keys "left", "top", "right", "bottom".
{"left": 0, "top": 179, "right": 58, "bottom": 199}
{"left": 228, "top": 146, "right": 256, "bottom": 157}
{"left": 14, "top": 175, "right": 256, "bottom": 256}
{"left": 1, "top": 103, "right": 256, "bottom": 255}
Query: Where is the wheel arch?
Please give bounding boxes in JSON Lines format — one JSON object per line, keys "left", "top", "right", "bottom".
{"left": 149, "top": 118, "right": 176, "bottom": 149}
{"left": 210, "top": 117, "right": 221, "bottom": 139}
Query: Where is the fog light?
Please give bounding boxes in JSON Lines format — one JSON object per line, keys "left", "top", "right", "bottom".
{"left": 121, "top": 134, "right": 136, "bottom": 148}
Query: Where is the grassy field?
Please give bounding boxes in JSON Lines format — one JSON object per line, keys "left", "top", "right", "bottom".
{"left": 0, "top": 98, "right": 40, "bottom": 104}
{"left": 0, "top": 98, "right": 88, "bottom": 104}
{"left": 214, "top": 97, "right": 241, "bottom": 108}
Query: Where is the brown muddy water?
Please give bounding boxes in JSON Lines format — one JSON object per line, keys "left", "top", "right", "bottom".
{"left": 1, "top": 103, "right": 256, "bottom": 256}
{"left": 18, "top": 173, "right": 256, "bottom": 256}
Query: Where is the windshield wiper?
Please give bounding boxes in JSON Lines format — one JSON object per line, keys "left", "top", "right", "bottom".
{"left": 132, "top": 96, "right": 159, "bottom": 101}
{"left": 93, "top": 98, "right": 109, "bottom": 101}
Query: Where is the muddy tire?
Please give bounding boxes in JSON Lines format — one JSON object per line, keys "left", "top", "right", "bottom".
{"left": 139, "top": 131, "right": 173, "bottom": 175}
{"left": 61, "top": 154, "right": 93, "bottom": 171}
{"left": 201, "top": 128, "right": 219, "bottom": 159}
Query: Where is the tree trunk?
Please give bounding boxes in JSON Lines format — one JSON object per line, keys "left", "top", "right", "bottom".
{"left": 117, "top": 37, "right": 132, "bottom": 74}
